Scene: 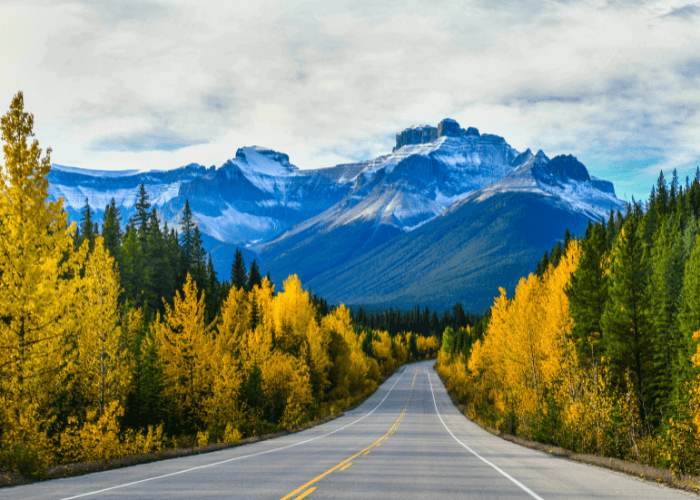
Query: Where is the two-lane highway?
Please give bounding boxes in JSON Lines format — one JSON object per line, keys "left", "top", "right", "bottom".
{"left": 6, "top": 360, "right": 696, "bottom": 499}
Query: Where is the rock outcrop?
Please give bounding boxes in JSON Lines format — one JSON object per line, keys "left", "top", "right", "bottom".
{"left": 394, "top": 125, "right": 438, "bottom": 151}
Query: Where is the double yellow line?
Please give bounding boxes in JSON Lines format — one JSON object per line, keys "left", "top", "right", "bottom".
{"left": 280, "top": 369, "right": 418, "bottom": 500}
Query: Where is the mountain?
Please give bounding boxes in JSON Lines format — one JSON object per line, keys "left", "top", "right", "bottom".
{"left": 272, "top": 146, "right": 622, "bottom": 313}
{"left": 47, "top": 118, "right": 625, "bottom": 310}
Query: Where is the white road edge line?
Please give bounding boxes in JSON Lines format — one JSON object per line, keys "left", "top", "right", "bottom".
{"left": 427, "top": 367, "right": 545, "bottom": 500}
{"left": 58, "top": 368, "right": 409, "bottom": 500}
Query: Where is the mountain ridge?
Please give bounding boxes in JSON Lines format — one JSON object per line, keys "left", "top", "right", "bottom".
{"left": 47, "top": 118, "right": 625, "bottom": 310}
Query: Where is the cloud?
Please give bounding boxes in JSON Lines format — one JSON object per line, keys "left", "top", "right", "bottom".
{"left": 90, "top": 128, "right": 207, "bottom": 152}
{"left": 2, "top": 0, "right": 700, "bottom": 204}
{"left": 660, "top": 4, "right": 700, "bottom": 21}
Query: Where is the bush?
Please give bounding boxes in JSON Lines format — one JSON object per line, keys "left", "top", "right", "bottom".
{"left": 0, "top": 442, "right": 47, "bottom": 479}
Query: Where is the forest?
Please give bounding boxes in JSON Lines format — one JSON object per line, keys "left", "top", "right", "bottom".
{"left": 437, "top": 169, "right": 700, "bottom": 476}
{"left": 0, "top": 93, "right": 440, "bottom": 478}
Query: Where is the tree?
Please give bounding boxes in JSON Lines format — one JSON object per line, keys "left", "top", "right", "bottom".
{"left": 247, "top": 259, "right": 262, "bottom": 292}
{"left": 102, "top": 198, "right": 123, "bottom": 262}
{"left": 601, "top": 216, "right": 654, "bottom": 425}
{"left": 154, "top": 273, "right": 214, "bottom": 433}
{"left": 179, "top": 200, "right": 194, "bottom": 282}
{"left": 75, "top": 238, "right": 126, "bottom": 415}
{"left": 676, "top": 223, "right": 700, "bottom": 396}
{"left": 79, "top": 197, "right": 95, "bottom": 252}
{"left": 132, "top": 184, "right": 151, "bottom": 246}
{"left": 231, "top": 248, "right": 247, "bottom": 290}
{"left": 567, "top": 221, "right": 609, "bottom": 365}
{"left": 0, "top": 92, "right": 85, "bottom": 461}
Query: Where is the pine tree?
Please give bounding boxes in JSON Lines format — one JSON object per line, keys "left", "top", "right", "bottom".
{"left": 121, "top": 225, "right": 146, "bottom": 307}
{"left": 231, "top": 248, "right": 247, "bottom": 290}
{"left": 567, "top": 222, "right": 609, "bottom": 365}
{"left": 191, "top": 227, "right": 207, "bottom": 286}
{"left": 676, "top": 222, "right": 700, "bottom": 397}
{"left": 102, "top": 198, "right": 123, "bottom": 262}
{"left": 205, "top": 254, "right": 219, "bottom": 322}
{"left": 79, "top": 197, "right": 95, "bottom": 252}
{"left": 247, "top": 259, "right": 262, "bottom": 291}
{"left": 648, "top": 215, "right": 686, "bottom": 421}
{"left": 179, "top": 200, "right": 194, "bottom": 282}
{"left": 132, "top": 184, "right": 151, "bottom": 246}
{"left": 601, "top": 215, "right": 654, "bottom": 425}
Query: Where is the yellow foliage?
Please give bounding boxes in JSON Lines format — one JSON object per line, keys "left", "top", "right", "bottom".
{"left": 218, "top": 285, "right": 249, "bottom": 354}
{"left": 196, "top": 430, "right": 209, "bottom": 447}
{"left": 261, "top": 350, "right": 312, "bottom": 428}
{"left": 59, "top": 401, "right": 164, "bottom": 463}
{"left": 0, "top": 92, "right": 86, "bottom": 465}
{"left": 74, "top": 237, "right": 127, "bottom": 415}
{"left": 154, "top": 273, "right": 214, "bottom": 429}
{"left": 223, "top": 423, "right": 242, "bottom": 444}
{"left": 59, "top": 401, "right": 124, "bottom": 463}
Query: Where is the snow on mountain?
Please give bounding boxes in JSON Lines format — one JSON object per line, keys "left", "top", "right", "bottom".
{"left": 469, "top": 149, "right": 625, "bottom": 221}
{"left": 48, "top": 117, "right": 625, "bottom": 293}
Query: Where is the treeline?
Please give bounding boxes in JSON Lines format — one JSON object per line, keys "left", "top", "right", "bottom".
{"left": 76, "top": 187, "right": 270, "bottom": 323}
{"left": 0, "top": 93, "right": 441, "bottom": 478}
{"left": 437, "top": 169, "right": 700, "bottom": 476}
{"left": 351, "top": 303, "right": 486, "bottom": 339}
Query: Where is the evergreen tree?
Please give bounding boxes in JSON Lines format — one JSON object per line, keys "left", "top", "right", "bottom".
{"left": 601, "top": 215, "right": 654, "bottom": 425}
{"left": 146, "top": 208, "right": 173, "bottom": 314}
{"left": 648, "top": 215, "right": 686, "bottom": 421}
{"left": 179, "top": 200, "right": 194, "bottom": 281}
{"left": 231, "top": 248, "right": 247, "bottom": 290}
{"left": 247, "top": 259, "right": 262, "bottom": 291}
{"left": 191, "top": 227, "right": 207, "bottom": 286}
{"left": 566, "top": 222, "right": 609, "bottom": 365}
{"left": 102, "top": 198, "right": 123, "bottom": 262}
{"left": 79, "top": 197, "right": 95, "bottom": 251}
{"left": 676, "top": 222, "right": 700, "bottom": 397}
{"left": 205, "top": 254, "right": 219, "bottom": 322}
{"left": 133, "top": 184, "right": 151, "bottom": 246}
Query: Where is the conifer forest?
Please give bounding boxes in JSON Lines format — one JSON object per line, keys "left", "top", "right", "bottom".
{"left": 3, "top": 87, "right": 700, "bottom": 485}
{"left": 437, "top": 170, "right": 700, "bottom": 476}
{"left": 0, "top": 93, "right": 440, "bottom": 477}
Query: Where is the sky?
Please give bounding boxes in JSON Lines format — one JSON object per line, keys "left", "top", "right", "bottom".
{"left": 1, "top": 0, "right": 699, "bottom": 203}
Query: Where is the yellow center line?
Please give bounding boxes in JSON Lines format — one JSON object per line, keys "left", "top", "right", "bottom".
{"left": 279, "top": 369, "right": 418, "bottom": 500}
{"left": 293, "top": 487, "right": 317, "bottom": 499}
{"left": 340, "top": 462, "right": 353, "bottom": 471}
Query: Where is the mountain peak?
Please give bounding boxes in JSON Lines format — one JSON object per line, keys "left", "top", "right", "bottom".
{"left": 545, "top": 154, "right": 590, "bottom": 182}
{"left": 393, "top": 119, "right": 481, "bottom": 151}
{"left": 233, "top": 146, "right": 299, "bottom": 175}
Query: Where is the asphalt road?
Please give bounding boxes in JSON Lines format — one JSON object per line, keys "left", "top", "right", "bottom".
{"left": 6, "top": 360, "right": 697, "bottom": 499}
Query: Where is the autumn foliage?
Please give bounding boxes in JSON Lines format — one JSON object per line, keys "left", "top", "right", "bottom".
{"left": 0, "top": 93, "right": 439, "bottom": 477}
{"left": 438, "top": 196, "right": 700, "bottom": 476}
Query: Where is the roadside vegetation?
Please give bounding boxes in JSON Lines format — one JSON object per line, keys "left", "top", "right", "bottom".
{"left": 437, "top": 170, "right": 700, "bottom": 478}
{"left": 0, "top": 92, "right": 441, "bottom": 480}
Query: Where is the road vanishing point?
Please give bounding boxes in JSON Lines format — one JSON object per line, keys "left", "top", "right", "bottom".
{"left": 6, "top": 360, "right": 697, "bottom": 500}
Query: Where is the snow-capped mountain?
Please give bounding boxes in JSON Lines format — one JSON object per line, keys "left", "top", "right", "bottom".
{"left": 48, "top": 118, "right": 625, "bottom": 308}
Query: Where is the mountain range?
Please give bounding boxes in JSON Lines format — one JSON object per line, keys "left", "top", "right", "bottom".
{"left": 47, "top": 118, "right": 625, "bottom": 312}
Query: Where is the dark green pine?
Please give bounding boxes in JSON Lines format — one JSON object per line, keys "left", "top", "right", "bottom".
{"left": 231, "top": 248, "right": 248, "bottom": 290}
{"left": 566, "top": 221, "right": 609, "bottom": 366}
{"left": 247, "top": 259, "right": 262, "bottom": 291}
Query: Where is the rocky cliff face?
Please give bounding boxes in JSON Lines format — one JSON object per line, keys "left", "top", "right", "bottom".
{"left": 393, "top": 125, "right": 438, "bottom": 151}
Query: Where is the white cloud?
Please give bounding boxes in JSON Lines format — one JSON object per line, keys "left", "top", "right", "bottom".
{"left": 0, "top": 0, "right": 699, "bottom": 202}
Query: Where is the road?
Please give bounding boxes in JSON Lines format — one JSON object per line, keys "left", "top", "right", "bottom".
{"left": 5, "top": 360, "right": 697, "bottom": 499}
